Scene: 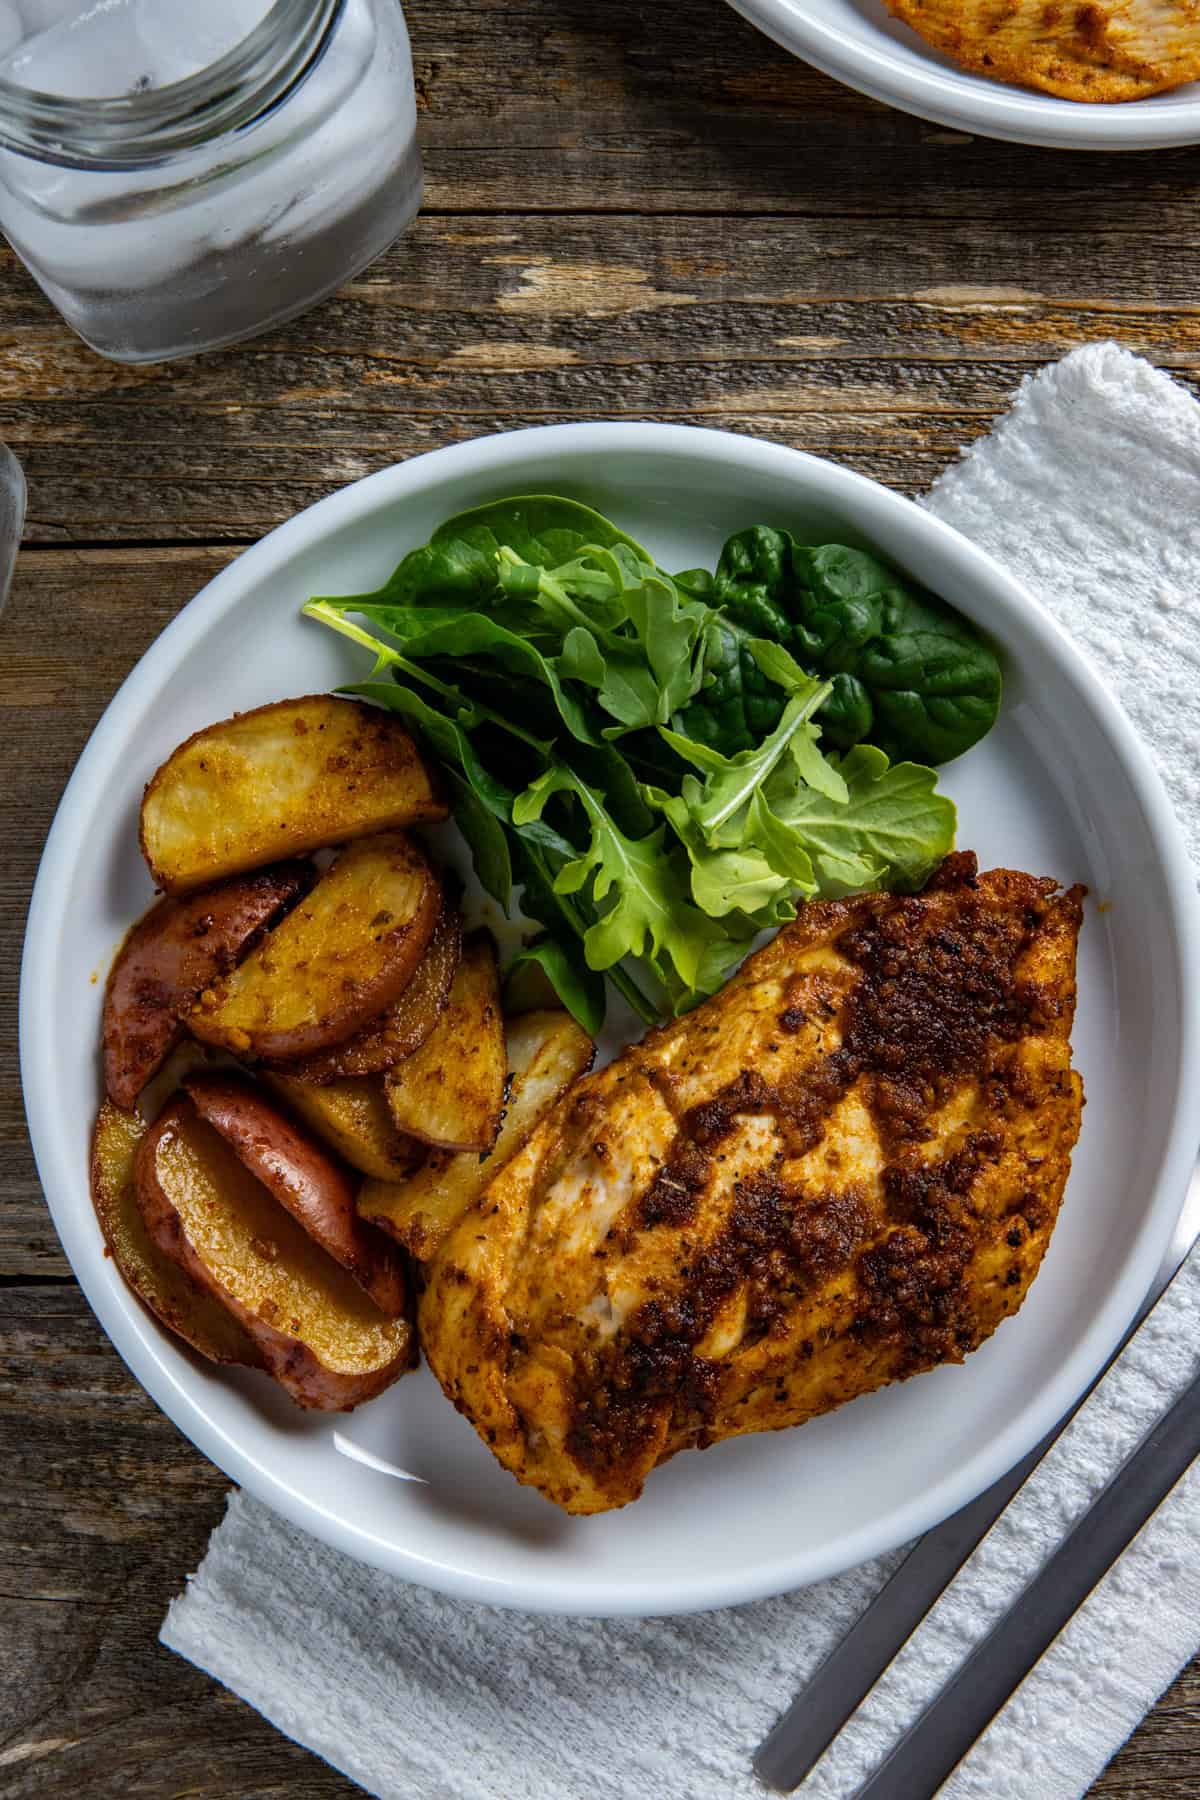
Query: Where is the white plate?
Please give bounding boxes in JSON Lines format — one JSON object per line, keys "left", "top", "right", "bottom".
{"left": 21, "top": 423, "right": 1200, "bottom": 1615}
{"left": 727, "top": 0, "right": 1200, "bottom": 149}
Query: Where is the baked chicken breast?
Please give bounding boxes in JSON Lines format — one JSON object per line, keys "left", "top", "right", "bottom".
{"left": 885, "top": 0, "right": 1200, "bottom": 102}
{"left": 421, "top": 854, "right": 1085, "bottom": 1515}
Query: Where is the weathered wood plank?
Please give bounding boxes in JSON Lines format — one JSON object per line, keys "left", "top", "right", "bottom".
{"left": 410, "top": 0, "right": 1200, "bottom": 217}
{"left": 0, "top": 1283, "right": 357, "bottom": 1797}
{"left": 1, "top": 211, "right": 1198, "bottom": 542}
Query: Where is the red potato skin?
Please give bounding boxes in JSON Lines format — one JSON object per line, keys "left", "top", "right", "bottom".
{"left": 278, "top": 904, "right": 464, "bottom": 1084}
{"left": 102, "top": 864, "right": 314, "bottom": 1108}
{"left": 183, "top": 1073, "right": 408, "bottom": 1318}
{"left": 89, "top": 1101, "right": 265, "bottom": 1370}
{"left": 190, "top": 840, "right": 444, "bottom": 1063}
{"left": 136, "top": 1101, "right": 412, "bottom": 1412}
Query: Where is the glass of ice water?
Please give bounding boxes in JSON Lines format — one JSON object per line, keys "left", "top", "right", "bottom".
{"left": 0, "top": 0, "right": 423, "bottom": 362}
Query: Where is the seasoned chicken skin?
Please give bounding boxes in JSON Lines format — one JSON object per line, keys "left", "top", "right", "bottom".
{"left": 421, "top": 854, "right": 1085, "bottom": 1515}
{"left": 885, "top": 0, "right": 1200, "bottom": 102}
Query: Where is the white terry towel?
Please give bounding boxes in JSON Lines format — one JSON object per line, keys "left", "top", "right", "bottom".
{"left": 162, "top": 342, "right": 1200, "bottom": 1800}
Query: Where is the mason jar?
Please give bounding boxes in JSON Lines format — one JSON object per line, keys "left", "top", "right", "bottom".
{"left": 0, "top": 0, "right": 423, "bottom": 362}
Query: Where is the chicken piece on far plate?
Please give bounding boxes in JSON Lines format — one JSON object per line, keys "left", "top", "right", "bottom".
{"left": 885, "top": 0, "right": 1200, "bottom": 101}
{"left": 420, "top": 852, "right": 1086, "bottom": 1516}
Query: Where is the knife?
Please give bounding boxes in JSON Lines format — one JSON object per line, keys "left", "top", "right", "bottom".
{"left": 753, "top": 1158, "right": 1200, "bottom": 1793}
{"left": 854, "top": 1341, "right": 1200, "bottom": 1799}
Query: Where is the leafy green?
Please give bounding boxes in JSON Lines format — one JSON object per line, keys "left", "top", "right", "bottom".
{"left": 313, "top": 495, "right": 651, "bottom": 613}
{"left": 707, "top": 528, "right": 1002, "bottom": 764}
{"left": 763, "top": 743, "right": 957, "bottom": 895}
{"left": 660, "top": 677, "right": 832, "bottom": 837}
{"left": 504, "top": 935, "right": 606, "bottom": 1036}
{"left": 512, "top": 766, "right": 736, "bottom": 1004}
{"left": 676, "top": 616, "right": 787, "bottom": 754}
{"left": 642, "top": 784, "right": 808, "bottom": 922}
{"left": 304, "top": 493, "right": 987, "bottom": 1026}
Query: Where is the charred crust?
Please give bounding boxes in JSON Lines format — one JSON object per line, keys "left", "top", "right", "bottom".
{"left": 525, "top": 863, "right": 1082, "bottom": 1500}
{"left": 638, "top": 1138, "right": 711, "bottom": 1229}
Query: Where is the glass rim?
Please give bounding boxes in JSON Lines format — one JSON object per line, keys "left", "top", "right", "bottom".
{"left": 0, "top": 0, "right": 343, "bottom": 169}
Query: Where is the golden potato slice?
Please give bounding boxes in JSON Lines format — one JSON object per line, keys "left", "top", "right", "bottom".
{"left": 103, "top": 864, "right": 313, "bottom": 1109}
{"left": 140, "top": 694, "right": 446, "bottom": 894}
{"left": 137, "top": 1098, "right": 414, "bottom": 1410}
{"left": 91, "top": 1101, "right": 262, "bottom": 1368}
{"left": 264, "top": 1070, "right": 425, "bottom": 1181}
{"left": 279, "top": 905, "right": 464, "bottom": 1084}
{"left": 360, "top": 1009, "right": 594, "bottom": 1260}
{"left": 190, "top": 832, "right": 441, "bottom": 1061}
{"left": 184, "top": 1073, "right": 409, "bottom": 1318}
{"left": 383, "top": 930, "right": 506, "bottom": 1152}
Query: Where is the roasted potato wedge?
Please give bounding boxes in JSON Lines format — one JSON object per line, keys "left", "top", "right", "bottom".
{"left": 140, "top": 695, "right": 446, "bottom": 893}
{"left": 103, "top": 864, "right": 313, "bottom": 1108}
{"left": 360, "top": 1009, "right": 594, "bottom": 1261}
{"left": 184, "top": 1073, "right": 408, "bottom": 1318}
{"left": 190, "top": 832, "right": 441, "bottom": 1061}
{"left": 91, "top": 1101, "right": 262, "bottom": 1367}
{"left": 137, "top": 1098, "right": 414, "bottom": 1410}
{"left": 264, "top": 1070, "right": 425, "bottom": 1181}
{"left": 383, "top": 930, "right": 506, "bottom": 1152}
{"left": 279, "top": 904, "right": 463, "bottom": 1084}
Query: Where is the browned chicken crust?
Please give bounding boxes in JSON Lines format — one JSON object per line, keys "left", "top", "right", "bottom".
{"left": 885, "top": 0, "right": 1200, "bottom": 103}
{"left": 421, "top": 854, "right": 1085, "bottom": 1515}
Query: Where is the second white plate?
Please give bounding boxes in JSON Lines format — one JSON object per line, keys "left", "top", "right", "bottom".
{"left": 727, "top": 0, "right": 1200, "bottom": 150}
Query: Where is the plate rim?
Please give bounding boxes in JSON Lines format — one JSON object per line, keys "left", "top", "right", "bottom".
{"left": 725, "top": 0, "right": 1200, "bottom": 150}
{"left": 21, "top": 420, "right": 1200, "bottom": 1615}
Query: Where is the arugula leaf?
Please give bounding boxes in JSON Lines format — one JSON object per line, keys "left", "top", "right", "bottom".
{"left": 498, "top": 542, "right": 708, "bottom": 733}
{"left": 659, "top": 677, "right": 832, "bottom": 837}
{"left": 642, "top": 783, "right": 805, "bottom": 921}
{"left": 513, "top": 766, "right": 732, "bottom": 996}
{"left": 763, "top": 743, "right": 957, "bottom": 895}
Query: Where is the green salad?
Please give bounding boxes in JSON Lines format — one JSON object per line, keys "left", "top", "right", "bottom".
{"left": 305, "top": 496, "right": 1001, "bottom": 1032}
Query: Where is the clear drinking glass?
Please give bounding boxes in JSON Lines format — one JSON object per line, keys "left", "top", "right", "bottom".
{"left": 0, "top": 0, "right": 423, "bottom": 362}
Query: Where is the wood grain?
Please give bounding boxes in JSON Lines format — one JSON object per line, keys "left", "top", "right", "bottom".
{"left": 2, "top": 0, "right": 1199, "bottom": 1789}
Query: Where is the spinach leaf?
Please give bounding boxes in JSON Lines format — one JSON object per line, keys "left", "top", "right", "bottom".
{"left": 675, "top": 616, "right": 787, "bottom": 755}
{"left": 316, "top": 495, "right": 652, "bottom": 613}
{"left": 709, "top": 529, "right": 1002, "bottom": 765}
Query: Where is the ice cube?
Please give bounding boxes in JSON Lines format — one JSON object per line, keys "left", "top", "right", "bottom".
{"left": 3, "top": 0, "right": 153, "bottom": 100}
{"left": 131, "top": 0, "right": 270, "bottom": 85}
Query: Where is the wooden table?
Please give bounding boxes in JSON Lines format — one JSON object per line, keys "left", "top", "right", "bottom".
{"left": 3, "top": 1, "right": 1200, "bottom": 1791}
